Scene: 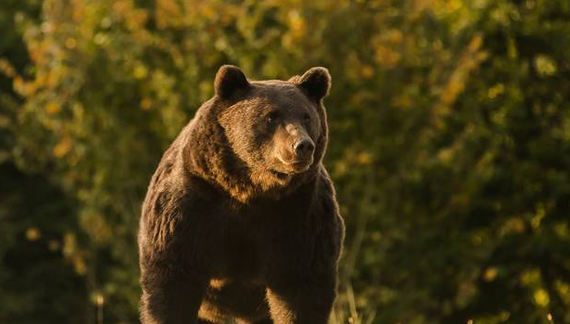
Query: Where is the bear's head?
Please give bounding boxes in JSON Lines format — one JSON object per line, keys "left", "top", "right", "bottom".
{"left": 188, "top": 65, "right": 331, "bottom": 201}
{"left": 215, "top": 65, "right": 330, "bottom": 193}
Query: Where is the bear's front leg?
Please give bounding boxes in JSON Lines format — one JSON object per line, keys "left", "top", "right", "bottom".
{"left": 265, "top": 272, "right": 337, "bottom": 324}
{"left": 140, "top": 262, "right": 208, "bottom": 324}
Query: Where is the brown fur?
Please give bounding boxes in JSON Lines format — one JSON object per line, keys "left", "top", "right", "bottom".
{"left": 138, "top": 65, "right": 345, "bottom": 324}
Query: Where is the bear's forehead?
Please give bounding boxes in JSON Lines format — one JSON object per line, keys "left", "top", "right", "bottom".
{"left": 247, "top": 81, "right": 310, "bottom": 109}
{"left": 250, "top": 80, "right": 301, "bottom": 95}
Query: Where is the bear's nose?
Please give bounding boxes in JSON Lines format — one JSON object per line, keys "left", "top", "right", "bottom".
{"left": 293, "top": 139, "right": 315, "bottom": 158}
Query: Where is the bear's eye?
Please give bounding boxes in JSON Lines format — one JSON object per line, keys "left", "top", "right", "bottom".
{"left": 303, "top": 113, "right": 311, "bottom": 122}
{"left": 266, "top": 111, "right": 279, "bottom": 124}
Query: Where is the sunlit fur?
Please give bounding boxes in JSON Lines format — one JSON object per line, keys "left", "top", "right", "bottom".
{"left": 138, "top": 66, "right": 344, "bottom": 324}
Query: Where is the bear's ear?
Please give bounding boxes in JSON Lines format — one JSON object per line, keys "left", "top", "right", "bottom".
{"left": 293, "top": 67, "right": 331, "bottom": 102}
{"left": 214, "top": 65, "right": 250, "bottom": 99}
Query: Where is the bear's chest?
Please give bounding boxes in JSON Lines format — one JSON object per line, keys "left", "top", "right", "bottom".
{"left": 212, "top": 216, "right": 263, "bottom": 281}
{"left": 207, "top": 200, "right": 307, "bottom": 282}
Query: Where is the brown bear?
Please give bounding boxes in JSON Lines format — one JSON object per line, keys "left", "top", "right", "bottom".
{"left": 138, "top": 65, "right": 345, "bottom": 324}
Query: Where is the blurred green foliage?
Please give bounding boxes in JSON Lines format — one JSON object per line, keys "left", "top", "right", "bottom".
{"left": 1, "top": 0, "right": 570, "bottom": 323}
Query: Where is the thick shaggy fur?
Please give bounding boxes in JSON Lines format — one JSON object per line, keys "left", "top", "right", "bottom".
{"left": 138, "top": 65, "right": 345, "bottom": 324}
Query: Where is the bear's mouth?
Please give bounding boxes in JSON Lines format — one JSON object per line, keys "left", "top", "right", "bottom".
{"left": 277, "top": 155, "right": 313, "bottom": 173}
{"left": 270, "top": 170, "right": 293, "bottom": 181}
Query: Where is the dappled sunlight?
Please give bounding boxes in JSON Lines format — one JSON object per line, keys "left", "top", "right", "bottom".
{"left": 1, "top": 0, "right": 570, "bottom": 323}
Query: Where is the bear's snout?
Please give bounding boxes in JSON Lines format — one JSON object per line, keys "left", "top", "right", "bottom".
{"left": 274, "top": 135, "right": 315, "bottom": 173}
{"left": 278, "top": 136, "right": 314, "bottom": 173}
{"left": 293, "top": 138, "right": 315, "bottom": 160}
{"left": 285, "top": 124, "right": 314, "bottom": 160}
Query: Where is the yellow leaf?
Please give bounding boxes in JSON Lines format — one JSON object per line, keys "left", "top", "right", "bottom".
{"left": 46, "top": 101, "right": 60, "bottom": 115}
{"left": 534, "top": 55, "right": 557, "bottom": 76}
{"left": 140, "top": 98, "right": 153, "bottom": 110}
{"left": 488, "top": 83, "right": 504, "bottom": 99}
{"left": 72, "top": 255, "right": 87, "bottom": 275}
{"left": 134, "top": 64, "right": 148, "bottom": 79}
{"left": 357, "top": 152, "right": 372, "bottom": 164}
{"left": 361, "top": 65, "right": 375, "bottom": 79}
{"left": 483, "top": 267, "right": 498, "bottom": 282}
{"left": 53, "top": 137, "right": 72, "bottom": 158}
{"left": 26, "top": 227, "right": 41, "bottom": 241}
{"left": 468, "top": 34, "right": 483, "bottom": 52}
{"left": 534, "top": 289, "right": 549, "bottom": 307}
{"left": 0, "top": 58, "right": 16, "bottom": 77}
{"left": 65, "top": 37, "right": 77, "bottom": 49}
